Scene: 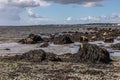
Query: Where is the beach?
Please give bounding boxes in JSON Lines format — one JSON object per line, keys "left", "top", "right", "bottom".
{"left": 0, "top": 26, "right": 120, "bottom": 80}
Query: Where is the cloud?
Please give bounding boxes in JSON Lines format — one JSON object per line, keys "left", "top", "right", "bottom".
{"left": 0, "top": 0, "right": 50, "bottom": 25}
{"left": 27, "top": 8, "right": 42, "bottom": 18}
{"left": 77, "top": 14, "right": 120, "bottom": 23}
{"left": 66, "top": 17, "right": 72, "bottom": 21}
{"left": 45, "top": 0, "right": 103, "bottom": 7}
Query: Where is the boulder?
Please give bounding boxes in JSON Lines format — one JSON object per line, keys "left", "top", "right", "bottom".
{"left": 111, "top": 43, "right": 120, "bottom": 50}
{"left": 53, "top": 35, "right": 73, "bottom": 44}
{"left": 19, "top": 34, "right": 43, "bottom": 44}
{"left": 71, "top": 43, "right": 111, "bottom": 63}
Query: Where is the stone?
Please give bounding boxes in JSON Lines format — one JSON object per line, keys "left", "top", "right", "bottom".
{"left": 53, "top": 35, "right": 73, "bottom": 44}
{"left": 71, "top": 43, "right": 112, "bottom": 63}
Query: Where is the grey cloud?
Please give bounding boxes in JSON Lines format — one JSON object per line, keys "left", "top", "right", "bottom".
{"left": 0, "top": 0, "right": 49, "bottom": 25}
{"left": 45, "top": 0, "right": 103, "bottom": 7}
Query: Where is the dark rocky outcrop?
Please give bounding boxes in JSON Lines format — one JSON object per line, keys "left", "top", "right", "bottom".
{"left": 71, "top": 43, "right": 112, "bottom": 63}
{"left": 19, "top": 34, "right": 43, "bottom": 44}
{"left": 53, "top": 35, "right": 73, "bottom": 44}
{"left": 111, "top": 43, "right": 120, "bottom": 50}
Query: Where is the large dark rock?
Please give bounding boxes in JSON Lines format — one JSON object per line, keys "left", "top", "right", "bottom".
{"left": 71, "top": 43, "right": 112, "bottom": 63}
{"left": 10, "top": 49, "right": 61, "bottom": 62}
{"left": 19, "top": 34, "right": 43, "bottom": 44}
{"left": 111, "top": 43, "right": 120, "bottom": 50}
{"left": 53, "top": 35, "right": 73, "bottom": 44}
{"left": 21, "top": 49, "right": 46, "bottom": 62}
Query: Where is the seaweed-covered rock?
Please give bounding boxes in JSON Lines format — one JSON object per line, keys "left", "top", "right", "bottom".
{"left": 71, "top": 43, "right": 111, "bottom": 63}
{"left": 104, "top": 38, "right": 114, "bottom": 43}
{"left": 46, "top": 53, "right": 61, "bottom": 61}
{"left": 19, "top": 34, "right": 43, "bottom": 44}
{"left": 21, "top": 49, "right": 46, "bottom": 62}
{"left": 10, "top": 49, "right": 61, "bottom": 62}
{"left": 58, "top": 53, "right": 73, "bottom": 62}
{"left": 40, "top": 42, "right": 49, "bottom": 48}
{"left": 111, "top": 43, "right": 120, "bottom": 50}
{"left": 53, "top": 35, "right": 73, "bottom": 44}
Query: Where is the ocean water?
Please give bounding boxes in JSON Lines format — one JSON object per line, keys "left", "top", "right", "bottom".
{"left": 89, "top": 40, "right": 120, "bottom": 56}
{"left": 0, "top": 26, "right": 120, "bottom": 56}
{"left": 0, "top": 40, "right": 120, "bottom": 56}
{"left": 0, "top": 41, "right": 80, "bottom": 56}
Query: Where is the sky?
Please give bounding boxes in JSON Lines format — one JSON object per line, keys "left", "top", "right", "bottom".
{"left": 0, "top": 0, "right": 120, "bottom": 25}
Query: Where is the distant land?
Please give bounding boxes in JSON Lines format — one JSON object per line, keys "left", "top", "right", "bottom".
{"left": 0, "top": 23, "right": 120, "bottom": 27}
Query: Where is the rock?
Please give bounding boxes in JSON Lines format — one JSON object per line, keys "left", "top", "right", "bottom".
{"left": 90, "top": 36, "right": 97, "bottom": 41}
{"left": 21, "top": 49, "right": 46, "bottom": 62}
{"left": 103, "top": 32, "right": 108, "bottom": 36}
{"left": 9, "top": 49, "right": 61, "bottom": 62}
{"left": 46, "top": 53, "right": 61, "bottom": 61}
{"left": 111, "top": 43, "right": 120, "bottom": 50}
{"left": 58, "top": 53, "right": 73, "bottom": 62}
{"left": 40, "top": 42, "right": 49, "bottom": 48}
{"left": 53, "top": 35, "right": 73, "bottom": 44}
{"left": 18, "top": 33, "right": 43, "bottom": 44}
{"left": 4, "top": 48, "right": 10, "bottom": 50}
{"left": 116, "top": 36, "right": 120, "bottom": 40}
{"left": 71, "top": 43, "right": 112, "bottom": 63}
{"left": 80, "top": 36, "right": 89, "bottom": 42}
{"left": 104, "top": 38, "right": 114, "bottom": 43}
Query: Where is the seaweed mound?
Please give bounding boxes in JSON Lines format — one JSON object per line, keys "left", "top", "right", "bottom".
{"left": 19, "top": 34, "right": 43, "bottom": 44}
{"left": 111, "top": 43, "right": 120, "bottom": 50}
{"left": 71, "top": 43, "right": 112, "bottom": 63}
{"left": 53, "top": 35, "right": 73, "bottom": 44}
{"left": 21, "top": 49, "right": 46, "bottom": 62}
{"left": 13, "top": 49, "right": 61, "bottom": 62}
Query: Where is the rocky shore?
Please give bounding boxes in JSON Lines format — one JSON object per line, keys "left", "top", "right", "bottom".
{"left": 0, "top": 26, "right": 120, "bottom": 80}
{"left": 0, "top": 56, "right": 120, "bottom": 80}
